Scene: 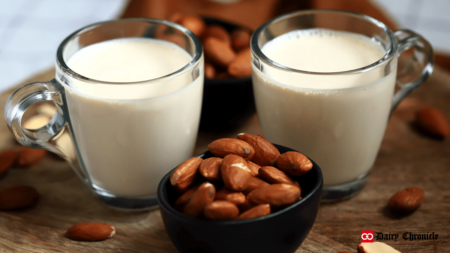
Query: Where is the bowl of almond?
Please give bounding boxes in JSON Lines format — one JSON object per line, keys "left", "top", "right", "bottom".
{"left": 157, "top": 133, "right": 323, "bottom": 253}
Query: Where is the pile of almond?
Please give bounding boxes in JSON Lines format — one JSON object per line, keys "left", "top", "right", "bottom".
{"left": 169, "top": 13, "right": 252, "bottom": 79}
{"left": 170, "top": 133, "right": 313, "bottom": 220}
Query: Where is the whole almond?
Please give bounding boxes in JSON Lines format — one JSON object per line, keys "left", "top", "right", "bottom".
{"left": 237, "top": 204, "right": 270, "bottom": 220}
{"left": 221, "top": 154, "right": 252, "bottom": 191}
{"left": 16, "top": 147, "right": 47, "bottom": 167}
{"left": 416, "top": 107, "right": 450, "bottom": 137}
{"left": 237, "top": 133, "right": 280, "bottom": 166}
{"left": 215, "top": 188, "right": 246, "bottom": 205}
{"left": 205, "top": 62, "right": 216, "bottom": 79}
{"left": 243, "top": 176, "right": 270, "bottom": 195}
{"left": 204, "top": 200, "right": 239, "bottom": 220}
{"left": 231, "top": 29, "right": 251, "bottom": 50}
{"left": 174, "top": 184, "right": 200, "bottom": 211}
{"left": 277, "top": 151, "right": 313, "bottom": 176}
{"left": 247, "top": 161, "right": 261, "bottom": 177}
{"left": 259, "top": 166, "right": 300, "bottom": 188}
{"left": 227, "top": 48, "right": 252, "bottom": 78}
{"left": 170, "top": 157, "right": 203, "bottom": 192}
{"left": 183, "top": 182, "right": 216, "bottom": 218}
{"left": 204, "top": 37, "right": 236, "bottom": 67}
{"left": 208, "top": 138, "right": 255, "bottom": 160}
{"left": 202, "top": 25, "right": 231, "bottom": 45}
{"left": 66, "top": 222, "right": 115, "bottom": 241}
{"left": 358, "top": 242, "right": 401, "bottom": 253}
{"left": 199, "top": 157, "right": 222, "bottom": 181}
{"left": 248, "top": 184, "right": 300, "bottom": 208}
{"left": 0, "top": 186, "right": 39, "bottom": 210}
{"left": 180, "top": 15, "right": 205, "bottom": 37}
{"left": 0, "top": 150, "right": 18, "bottom": 176}
{"left": 388, "top": 187, "right": 424, "bottom": 213}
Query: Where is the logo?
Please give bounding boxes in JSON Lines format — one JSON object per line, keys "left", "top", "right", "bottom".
{"left": 361, "top": 230, "right": 374, "bottom": 243}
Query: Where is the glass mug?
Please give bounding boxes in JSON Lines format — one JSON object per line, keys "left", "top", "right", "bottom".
{"left": 250, "top": 10, "right": 433, "bottom": 201}
{"left": 4, "top": 19, "right": 204, "bottom": 210}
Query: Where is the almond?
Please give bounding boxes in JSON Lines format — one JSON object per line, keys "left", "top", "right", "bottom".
{"left": 215, "top": 72, "right": 231, "bottom": 79}
{"left": 220, "top": 154, "right": 252, "bottom": 191}
{"left": 276, "top": 151, "right": 313, "bottom": 176}
{"left": 0, "top": 150, "right": 18, "bottom": 176}
{"left": 247, "top": 161, "right": 261, "bottom": 177}
{"left": 204, "top": 200, "right": 239, "bottom": 220}
{"left": 174, "top": 184, "right": 200, "bottom": 211}
{"left": 199, "top": 157, "right": 222, "bottom": 181}
{"left": 205, "top": 62, "right": 216, "bottom": 79}
{"left": 243, "top": 177, "right": 270, "bottom": 195}
{"left": 202, "top": 25, "right": 231, "bottom": 45}
{"left": 237, "top": 198, "right": 256, "bottom": 213}
{"left": 16, "top": 147, "right": 47, "bottom": 167}
{"left": 180, "top": 15, "right": 205, "bottom": 37}
{"left": 416, "top": 107, "right": 450, "bottom": 137}
{"left": 183, "top": 182, "right": 215, "bottom": 218}
{"left": 388, "top": 187, "right": 424, "bottom": 213}
{"left": 237, "top": 133, "right": 280, "bottom": 166}
{"left": 231, "top": 29, "right": 251, "bottom": 51}
{"left": 258, "top": 166, "right": 300, "bottom": 188}
{"left": 237, "top": 204, "right": 270, "bottom": 220}
{"left": 227, "top": 48, "right": 252, "bottom": 78}
{"left": 215, "top": 188, "right": 246, "bottom": 205}
{"left": 358, "top": 242, "right": 401, "bottom": 253}
{"left": 208, "top": 138, "right": 255, "bottom": 160}
{"left": 247, "top": 184, "right": 300, "bottom": 208}
{"left": 169, "top": 12, "right": 184, "bottom": 24}
{"left": 66, "top": 222, "right": 115, "bottom": 241}
{"left": 0, "top": 186, "right": 39, "bottom": 210}
{"left": 170, "top": 157, "right": 203, "bottom": 192}
{"left": 204, "top": 37, "right": 236, "bottom": 67}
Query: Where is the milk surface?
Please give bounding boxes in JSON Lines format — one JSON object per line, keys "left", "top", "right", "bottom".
{"left": 253, "top": 29, "right": 396, "bottom": 185}
{"left": 63, "top": 38, "right": 203, "bottom": 197}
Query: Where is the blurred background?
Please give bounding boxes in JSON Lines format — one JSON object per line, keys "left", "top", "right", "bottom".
{"left": 0, "top": 0, "right": 449, "bottom": 94}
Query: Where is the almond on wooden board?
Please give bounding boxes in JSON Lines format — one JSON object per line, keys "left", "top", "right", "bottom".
{"left": 199, "top": 157, "right": 222, "bottom": 181}
{"left": 220, "top": 154, "right": 252, "bottom": 191}
{"left": 416, "top": 107, "right": 450, "bottom": 137}
{"left": 202, "top": 25, "right": 231, "bottom": 45}
{"left": 231, "top": 29, "right": 251, "bottom": 51}
{"left": 203, "top": 37, "right": 236, "bottom": 67}
{"left": 183, "top": 182, "right": 215, "bottom": 218}
{"left": 0, "top": 186, "right": 39, "bottom": 211}
{"left": 170, "top": 157, "right": 203, "bottom": 192}
{"left": 208, "top": 138, "right": 255, "bottom": 160}
{"left": 180, "top": 15, "right": 205, "bottom": 37}
{"left": 227, "top": 48, "right": 252, "bottom": 78}
{"left": 237, "top": 204, "right": 270, "bottom": 220}
{"left": 205, "top": 62, "right": 216, "bottom": 79}
{"left": 243, "top": 176, "right": 270, "bottom": 195}
{"left": 358, "top": 242, "right": 401, "bottom": 253}
{"left": 215, "top": 188, "right": 246, "bottom": 205}
{"left": 247, "top": 184, "right": 300, "bottom": 208}
{"left": 388, "top": 187, "right": 424, "bottom": 213}
{"left": 237, "top": 133, "right": 280, "bottom": 166}
{"left": 66, "top": 222, "right": 115, "bottom": 241}
{"left": 204, "top": 200, "right": 239, "bottom": 220}
{"left": 0, "top": 150, "right": 18, "bottom": 176}
{"left": 276, "top": 151, "right": 313, "bottom": 176}
{"left": 16, "top": 147, "right": 47, "bottom": 167}
{"left": 258, "top": 166, "right": 300, "bottom": 188}
{"left": 174, "top": 184, "right": 200, "bottom": 211}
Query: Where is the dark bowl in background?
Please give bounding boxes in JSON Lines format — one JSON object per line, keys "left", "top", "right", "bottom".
{"left": 157, "top": 144, "right": 323, "bottom": 253}
{"left": 199, "top": 17, "right": 255, "bottom": 132}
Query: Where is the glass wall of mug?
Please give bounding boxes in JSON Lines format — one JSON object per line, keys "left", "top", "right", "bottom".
{"left": 250, "top": 10, "right": 433, "bottom": 201}
{"left": 4, "top": 19, "right": 204, "bottom": 210}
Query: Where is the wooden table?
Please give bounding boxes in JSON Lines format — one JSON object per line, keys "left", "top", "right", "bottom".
{"left": 0, "top": 67, "right": 449, "bottom": 252}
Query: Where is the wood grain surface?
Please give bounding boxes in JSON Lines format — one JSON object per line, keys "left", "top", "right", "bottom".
{"left": 0, "top": 67, "right": 449, "bottom": 252}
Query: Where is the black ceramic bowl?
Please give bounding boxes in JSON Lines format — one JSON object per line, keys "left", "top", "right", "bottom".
{"left": 199, "top": 17, "right": 255, "bottom": 132}
{"left": 157, "top": 144, "right": 323, "bottom": 253}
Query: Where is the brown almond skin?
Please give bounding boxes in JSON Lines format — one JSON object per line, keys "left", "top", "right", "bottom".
{"left": 66, "top": 222, "right": 115, "bottom": 241}
{"left": 221, "top": 154, "right": 252, "bottom": 191}
{"left": 204, "top": 200, "right": 239, "bottom": 220}
{"left": 247, "top": 161, "right": 261, "bottom": 177}
{"left": 204, "top": 37, "right": 236, "bottom": 67}
{"left": 205, "top": 62, "right": 216, "bottom": 79}
{"left": 183, "top": 182, "right": 216, "bottom": 218}
{"left": 416, "top": 107, "right": 450, "bottom": 137}
{"left": 237, "top": 133, "right": 280, "bottom": 166}
{"left": 16, "top": 147, "right": 47, "bottom": 167}
{"left": 215, "top": 188, "right": 246, "bottom": 205}
{"left": 199, "top": 157, "right": 222, "bottom": 181}
{"left": 0, "top": 150, "right": 18, "bottom": 176}
{"left": 174, "top": 184, "right": 200, "bottom": 211}
{"left": 202, "top": 25, "right": 231, "bottom": 45}
{"left": 231, "top": 29, "right": 251, "bottom": 50}
{"left": 0, "top": 186, "right": 39, "bottom": 210}
{"left": 259, "top": 166, "right": 300, "bottom": 188}
{"left": 237, "top": 204, "right": 270, "bottom": 220}
{"left": 208, "top": 138, "right": 255, "bottom": 160}
{"left": 227, "top": 48, "right": 251, "bottom": 78}
{"left": 169, "top": 12, "right": 184, "bottom": 23}
{"left": 237, "top": 198, "right": 256, "bottom": 213}
{"left": 180, "top": 15, "right": 205, "bottom": 37}
{"left": 170, "top": 157, "right": 203, "bottom": 192}
{"left": 389, "top": 187, "right": 424, "bottom": 213}
{"left": 248, "top": 184, "right": 300, "bottom": 208}
{"left": 277, "top": 151, "right": 313, "bottom": 176}
{"left": 243, "top": 176, "right": 270, "bottom": 195}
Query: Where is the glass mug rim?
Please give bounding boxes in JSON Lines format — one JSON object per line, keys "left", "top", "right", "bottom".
{"left": 250, "top": 9, "right": 398, "bottom": 77}
{"left": 56, "top": 18, "right": 203, "bottom": 86}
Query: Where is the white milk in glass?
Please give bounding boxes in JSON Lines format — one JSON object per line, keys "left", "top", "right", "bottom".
{"left": 63, "top": 38, "right": 203, "bottom": 197}
{"left": 252, "top": 29, "right": 396, "bottom": 185}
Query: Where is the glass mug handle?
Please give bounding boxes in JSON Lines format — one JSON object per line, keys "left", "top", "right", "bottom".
{"left": 4, "top": 79, "right": 89, "bottom": 184}
{"left": 391, "top": 29, "right": 434, "bottom": 113}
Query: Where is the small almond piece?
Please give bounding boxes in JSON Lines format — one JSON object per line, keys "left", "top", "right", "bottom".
{"left": 180, "top": 15, "right": 205, "bottom": 37}
{"left": 0, "top": 150, "right": 18, "bottom": 176}
{"left": 66, "top": 223, "right": 115, "bottom": 241}
{"left": 215, "top": 188, "right": 246, "bottom": 205}
{"left": 208, "top": 138, "right": 255, "bottom": 160}
{"left": 204, "top": 200, "right": 239, "bottom": 220}
{"left": 388, "top": 187, "right": 424, "bottom": 213}
{"left": 221, "top": 154, "right": 252, "bottom": 191}
{"left": 199, "top": 157, "right": 222, "bottom": 181}
{"left": 228, "top": 48, "right": 252, "bottom": 78}
{"left": 358, "top": 242, "right": 401, "bottom": 253}
{"left": 247, "top": 161, "right": 261, "bottom": 177}
{"left": 202, "top": 25, "right": 231, "bottom": 45}
{"left": 174, "top": 184, "right": 200, "bottom": 211}
{"left": 205, "top": 62, "right": 216, "bottom": 79}
{"left": 183, "top": 182, "right": 216, "bottom": 218}
{"left": 243, "top": 176, "right": 270, "bottom": 195}
{"left": 0, "top": 186, "right": 39, "bottom": 210}
{"left": 248, "top": 184, "right": 300, "bottom": 208}
{"left": 277, "top": 151, "right": 313, "bottom": 176}
{"left": 170, "top": 157, "right": 203, "bottom": 192}
{"left": 259, "top": 166, "right": 300, "bottom": 188}
{"left": 237, "top": 204, "right": 270, "bottom": 220}
{"left": 16, "top": 147, "right": 47, "bottom": 167}
{"left": 204, "top": 37, "right": 236, "bottom": 67}
{"left": 237, "top": 133, "right": 280, "bottom": 166}
{"left": 231, "top": 29, "right": 251, "bottom": 51}
{"left": 416, "top": 107, "right": 450, "bottom": 137}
